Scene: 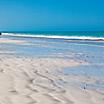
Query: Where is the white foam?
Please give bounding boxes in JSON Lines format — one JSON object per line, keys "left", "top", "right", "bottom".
{"left": 2, "top": 33, "right": 104, "bottom": 40}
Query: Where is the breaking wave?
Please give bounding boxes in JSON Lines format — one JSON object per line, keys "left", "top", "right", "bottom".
{"left": 2, "top": 33, "right": 104, "bottom": 40}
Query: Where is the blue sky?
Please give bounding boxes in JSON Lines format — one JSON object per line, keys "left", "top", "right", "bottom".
{"left": 0, "top": 0, "right": 104, "bottom": 31}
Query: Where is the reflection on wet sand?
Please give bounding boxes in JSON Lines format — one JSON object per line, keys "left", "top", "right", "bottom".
{"left": 0, "top": 36, "right": 104, "bottom": 104}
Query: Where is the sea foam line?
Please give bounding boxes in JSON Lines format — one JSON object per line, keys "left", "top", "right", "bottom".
{"left": 2, "top": 33, "right": 104, "bottom": 40}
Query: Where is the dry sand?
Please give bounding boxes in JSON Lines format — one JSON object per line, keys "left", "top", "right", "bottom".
{"left": 0, "top": 55, "right": 103, "bottom": 104}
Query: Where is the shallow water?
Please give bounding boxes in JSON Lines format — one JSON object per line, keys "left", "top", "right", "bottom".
{"left": 63, "top": 65, "right": 104, "bottom": 77}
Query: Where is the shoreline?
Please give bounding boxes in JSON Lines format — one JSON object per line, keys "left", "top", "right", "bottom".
{"left": 0, "top": 36, "right": 104, "bottom": 104}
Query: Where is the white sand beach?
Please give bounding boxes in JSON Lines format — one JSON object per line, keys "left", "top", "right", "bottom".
{"left": 0, "top": 37, "right": 104, "bottom": 104}
{"left": 0, "top": 0, "right": 104, "bottom": 103}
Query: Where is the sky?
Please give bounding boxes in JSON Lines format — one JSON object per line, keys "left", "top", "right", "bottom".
{"left": 0, "top": 0, "right": 104, "bottom": 31}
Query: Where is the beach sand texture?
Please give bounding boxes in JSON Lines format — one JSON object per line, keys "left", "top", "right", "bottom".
{"left": 0, "top": 56, "right": 104, "bottom": 104}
